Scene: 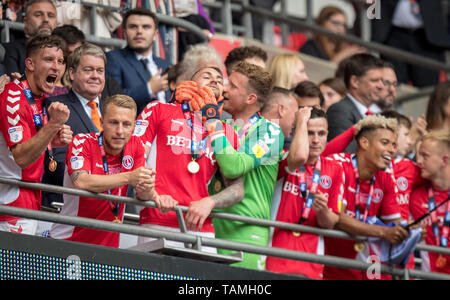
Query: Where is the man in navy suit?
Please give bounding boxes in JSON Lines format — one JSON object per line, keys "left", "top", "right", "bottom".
{"left": 42, "top": 43, "right": 107, "bottom": 207}
{"left": 106, "top": 8, "right": 171, "bottom": 114}
{"left": 326, "top": 53, "right": 385, "bottom": 153}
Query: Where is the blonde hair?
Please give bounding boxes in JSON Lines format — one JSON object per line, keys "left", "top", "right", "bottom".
{"left": 269, "top": 53, "right": 303, "bottom": 89}
{"left": 422, "top": 130, "right": 450, "bottom": 151}
{"left": 102, "top": 94, "right": 137, "bottom": 117}
{"left": 354, "top": 115, "right": 398, "bottom": 141}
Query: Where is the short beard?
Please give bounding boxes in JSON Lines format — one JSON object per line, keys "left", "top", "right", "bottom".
{"left": 130, "top": 46, "right": 152, "bottom": 55}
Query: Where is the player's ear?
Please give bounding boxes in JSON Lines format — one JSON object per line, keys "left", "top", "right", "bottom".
{"left": 25, "top": 57, "right": 34, "bottom": 72}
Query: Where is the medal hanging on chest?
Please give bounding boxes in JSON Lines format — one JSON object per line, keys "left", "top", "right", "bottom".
{"left": 17, "top": 78, "right": 57, "bottom": 172}
{"left": 181, "top": 101, "right": 208, "bottom": 174}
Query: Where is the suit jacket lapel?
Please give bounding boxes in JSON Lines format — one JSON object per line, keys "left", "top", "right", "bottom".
{"left": 123, "top": 47, "right": 150, "bottom": 83}
{"left": 344, "top": 95, "right": 364, "bottom": 120}
{"left": 68, "top": 90, "right": 98, "bottom": 133}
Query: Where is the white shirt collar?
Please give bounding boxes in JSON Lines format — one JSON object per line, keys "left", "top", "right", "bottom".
{"left": 73, "top": 90, "right": 100, "bottom": 108}
{"left": 347, "top": 93, "right": 370, "bottom": 117}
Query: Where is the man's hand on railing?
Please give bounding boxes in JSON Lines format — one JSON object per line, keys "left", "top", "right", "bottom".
{"left": 185, "top": 196, "right": 215, "bottom": 232}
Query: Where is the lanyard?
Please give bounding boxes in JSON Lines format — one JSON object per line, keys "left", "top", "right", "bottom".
{"left": 237, "top": 112, "right": 261, "bottom": 141}
{"left": 351, "top": 155, "right": 376, "bottom": 222}
{"left": 98, "top": 133, "right": 123, "bottom": 216}
{"left": 298, "top": 157, "right": 322, "bottom": 224}
{"left": 427, "top": 185, "right": 450, "bottom": 247}
{"left": 16, "top": 78, "right": 55, "bottom": 161}
{"left": 181, "top": 101, "right": 208, "bottom": 161}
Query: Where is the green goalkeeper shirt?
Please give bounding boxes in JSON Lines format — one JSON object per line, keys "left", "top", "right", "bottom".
{"left": 211, "top": 116, "right": 284, "bottom": 245}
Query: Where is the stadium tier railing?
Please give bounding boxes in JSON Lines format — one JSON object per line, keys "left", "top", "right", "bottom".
{"left": 0, "top": 177, "right": 449, "bottom": 280}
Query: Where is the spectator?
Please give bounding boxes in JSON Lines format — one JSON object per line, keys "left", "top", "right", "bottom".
{"left": 293, "top": 80, "right": 324, "bottom": 109}
{"left": 324, "top": 115, "right": 409, "bottom": 280}
{"left": 135, "top": 63, "right": 242, "bottom": 254}
{"left": 0, "top": 33, "right": 71, "bottom": 235}
{"left": 205, "top": 62, "right": 285, "bottom": 270}
{"left": 224, "top": 46, "right": 268, "bottom": 76}
{"left": 106, "top": 8, "right": 171, "bottom": 114}
{"left": 51, "top": 24, "right": 123, "bottom": 101}
{"left": 50, "top": 94, "right": 156, "bottom": 247}
{"left": 269, "top": 53, "right": 308, "bottom": 90}
{"left": 300, "top": 5, "right": 365, "bottom": 65}
{"left": 54, "top": 0, "right": 122, "bottom": 40}
{"left": 3, "top": 0, "right": 57, "bottom": 75}
{"left": 173, "top": 0, "right": 214, "bottom": 60}
{"left": 177, "top": 44, "right": 224, "bottom": 82}
{"left": 326, "top": 53, "right": 385, "bottom": 153}
{"left": 42, "top": 43, "right": 108, "bottom": 208}
{"left": 370, "top": 62, "right": 399, "bottom": 114}
{"left": 2, "top": 0, "right": 24, "bottom": 22}
{"left": 371, "top": 0, "right": 450, "bottom": 88}
{"left": 267, "top": 108, "right": 344, "bottom": 279}
{"left": 411, "top": 130, "right": 450, "bottom": 274}
{"left": 319, "top": 77, "right": 347, "bottom": 112}
{"left": 426, "top": 81, "right": 450, "bottom": 132}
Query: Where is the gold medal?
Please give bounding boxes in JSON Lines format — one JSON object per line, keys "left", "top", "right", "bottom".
{"left": 214, "top": 180, "right": 222, "bottom": 192}
{"left": 187, "top": 160, "right": 200, "bottom": 174}
{"left": 292, "top": 231, "right": 301, "bottom": 237}
{"left": 436, "top": 254, "right": 447, "bottom": 269}
{"left": 354, "top": 242, "right": 365, "bottom": 252}
{"left": 112, "top": 216, "right": 122, "bottom": 224}
{"left": 49, "top": 157, "right": 57, "bottom": 172}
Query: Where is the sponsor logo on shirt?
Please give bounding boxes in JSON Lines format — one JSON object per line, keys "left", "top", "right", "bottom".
{"left": 71, "top": 156, "right": 84, "bottom": 170}
{"left": 8, "top": 126, "right": 23, "bottom": 143}
{"left": 134, "top": 120, "right": 149, "bottom": 137}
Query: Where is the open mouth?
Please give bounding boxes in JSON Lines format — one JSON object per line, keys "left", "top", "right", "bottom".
{"left": 46, "top": 75, "right": 57, "bottom": 84}
{"left": 381, "top": 154, "right": 391, "bottom": 163}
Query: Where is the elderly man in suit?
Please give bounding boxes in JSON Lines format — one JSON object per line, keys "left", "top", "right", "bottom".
{"left": 326, "top": 53, "right": 385, "bottom": 153}
{"left": 42, "top": 43, "right": 107, "bottom": 207}
{"left": 106, "top": 8, "right": 171, "bottom": 114}
{"left": 3, "top": 0, "right": 57, "bottom": 75}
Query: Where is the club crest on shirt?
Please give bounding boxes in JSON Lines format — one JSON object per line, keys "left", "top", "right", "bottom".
{"left": 320, "top": 175, "right": 332, "bottom": 189}
{"left": 397, "top": 176, "right": 408, "bottom": 191}
{"left": 8, "top": 126, "right": 23, "bottom": 143}
{"left": 373, "top": 188, "right": 384, "bottom": 203}
{"left": 122, "top": 155, "right": 134, "bottom": 170}
{"left": 70, "top": 156, "right": 84, "bottom": 170}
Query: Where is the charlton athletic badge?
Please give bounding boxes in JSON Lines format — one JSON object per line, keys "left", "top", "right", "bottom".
{"left": 122, "top": 155, "right": 134, "bottom": 170}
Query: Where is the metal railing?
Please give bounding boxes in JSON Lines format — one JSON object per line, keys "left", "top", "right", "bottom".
{"left": 0, "top": 177, "right": 449, "bottom": 280}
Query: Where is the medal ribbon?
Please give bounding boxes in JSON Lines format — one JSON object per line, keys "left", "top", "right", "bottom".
{"left": 298, "top": 157, "right": 322, "bottom": 224}
{"left": 351, "top": 155, "right": 376, "bottom": 222}
{"left": 427, "top": 186, "right": 450, "bottom": 247}
{"left": 98, "top": 133, "right": 123, "bottom": 217}
{"left": 237, "top": 112, "right": 261, "bottom": 141}
{"left": 181, "top": 101, "right": 208, "bottom": 162}
{"left": 17, "top": 78, "right": 54, "bottom": 158}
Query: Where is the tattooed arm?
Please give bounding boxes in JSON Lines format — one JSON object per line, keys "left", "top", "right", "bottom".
{"left": 184, "top": 176, "right": 245, "bottom": 231}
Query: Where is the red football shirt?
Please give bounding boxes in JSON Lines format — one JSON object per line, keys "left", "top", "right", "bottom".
{"left": 323, "top": 153, "right": 401, "bottom": 280}
{"left": 0, "top": 81, "right": 45, "bottom": 221}
{"left": 266, "top": 155, "right": 345, "bottom": 279}
{"left": 50, "top": 133, "right": 146, "bottom": 247}
{"left": 135, "top": 101, "right": 238, "bottom": 232}
{"left": 410, "top": 184, "right": 450, "bottom": 274}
